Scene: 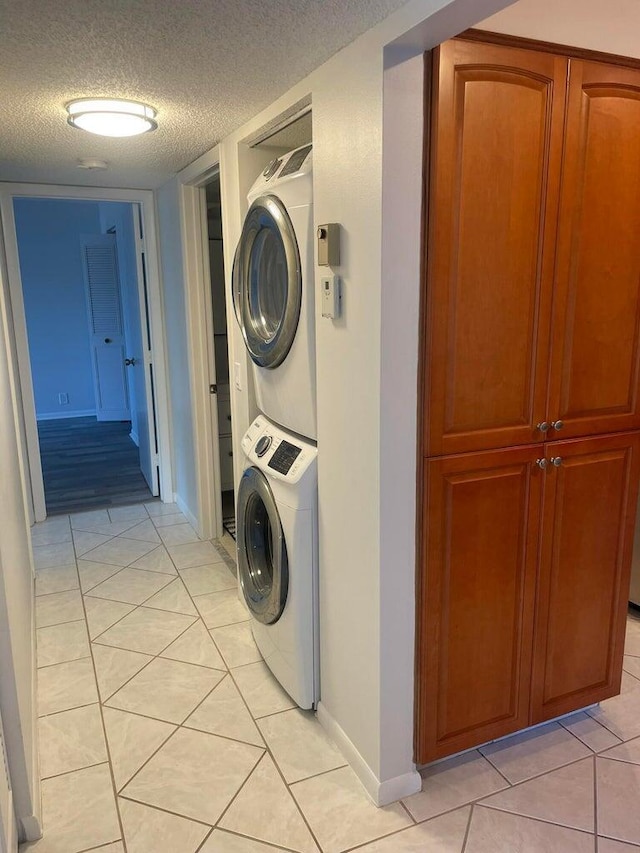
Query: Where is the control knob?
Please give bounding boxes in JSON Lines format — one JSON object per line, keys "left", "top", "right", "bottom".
{"left": 255, "top": 435, "right": 272, "bottom": 457}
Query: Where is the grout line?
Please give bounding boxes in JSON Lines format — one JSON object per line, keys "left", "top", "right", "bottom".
{"left": 212, "top": 751, "right": 272, "bottom": 829}
{"left": 478, "top": 751, "right": 597, "bottom": 796}
{"left": 478, "top": 801, "right": 598, "bottom": 836}
{"left": 39, "top": 700, "right": 101, "bottom": 720}
{"left": 36, "top": 614, "right": 85, "bottom": 631}
{"left": 398, "top": 799, "right": 416, "bottom": 824}
{"left": 71, "top": 535, "right": 130, "bottom": 853}
{"left": 35, "top": 585, "right": 80, "bottom": 597}
{"left": 33, "top": 586, "right": 82, "bottom": 600}
{"left": 593, "top": 753, "right": 599, "bottom": 853}
{"left": 41, "top": 759, "right": 110, "bottom": 783}
{"left": 476, "top": 750, "right": 513, "bottom": 789}
{"left": 461, "top": 803, "right": 474, "bottom": 853}
{"left": 117, "top": 793, "right": 215, "bottom": 830}
{"left": 111, "top": 725, "right": 181, "bottom": 795}
{"left": 77, "top": 841, "right": 125, "bottom": 852}
{"left": 198, "top": 825, "right": 301, "bottom": 853}
{"left": 37, "top": 653, "right": 92, "bottom": 670}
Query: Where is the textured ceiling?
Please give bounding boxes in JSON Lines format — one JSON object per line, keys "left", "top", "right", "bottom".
{"left": 0, "top": 0, "right": 409, "bottom": 189}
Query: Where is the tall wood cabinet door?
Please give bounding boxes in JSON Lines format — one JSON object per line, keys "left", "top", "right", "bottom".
{"left": 416, "top": 445, "right": 543, "bottom": 763}
{"left": 423, "top": 40, "right": 567, "bottom": 456}
{"left": 547, "top": 61, "right": 640, "bottom": 441}
{"left": 531, "top": 431, "right": 640, "bottom": 723}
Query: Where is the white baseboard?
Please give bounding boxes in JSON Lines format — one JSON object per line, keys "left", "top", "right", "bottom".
{"left": 129, "top": 429, "right": 139, "bottom": 446}
{"left": 36, "top": 409, "right": 96, "bottom": 421}
{"left": 174, "top": 493, "right": 199, "bottom": 532}
{"left": 20, "top": 813, "right": 42, "bottom": 842}
{"left": 316, "top": 702, "right": 421, "bottom": 806}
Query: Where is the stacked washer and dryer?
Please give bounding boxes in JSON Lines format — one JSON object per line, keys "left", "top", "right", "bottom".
{"left": 232, "top": 144, "right": 319, "bottom": 709}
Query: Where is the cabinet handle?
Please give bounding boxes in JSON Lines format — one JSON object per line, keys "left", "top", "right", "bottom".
{"left": 551, "top": 420, "right": 564, "bottom": 431}
{"left": 537, "top": 422, "right": 550, "bottom": 433}
{"left": 535, "top": 458, "right": 549, "bottom": 470}
{"left": 550, "top": 456, "right": 563, "bottom": 467}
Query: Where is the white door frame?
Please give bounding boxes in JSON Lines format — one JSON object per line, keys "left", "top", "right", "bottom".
{"left": 179, "top": 162, "right": 224, "bottom": 540}
{"left": 0, "top": 183, "right": 173, "bottom": 521}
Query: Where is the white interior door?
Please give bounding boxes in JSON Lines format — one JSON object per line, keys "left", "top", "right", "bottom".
{"left": 81, "top": 234, "right": 130, "bottom": 422}
{"left": 131, "top": 206, "right": 159, "bottom": 494}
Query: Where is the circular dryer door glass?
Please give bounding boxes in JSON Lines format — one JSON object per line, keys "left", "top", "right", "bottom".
{"left": 237, "top": 467, "right": 289, "bottom": 625}
{"left": 232, "top": 195, "right": 302, "bottom": 369}
{"left": 249, "top": 226, "right": 288, "bottom": 340}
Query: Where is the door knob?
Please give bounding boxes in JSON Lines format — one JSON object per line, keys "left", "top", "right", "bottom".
{"left": 551, "top": 420, "right": 564, "bottom": 430}
{"left": 537, "top": 422, "right": 550, "bottom": 433}
{"left": 550, "top": 456, "right": 563, "bottom": 467}
{"left": 124, "top": 357, "right": 136, "bottom": 367}
{"left": 104, "top": 338, "right": 112, "bottom": 344}
{"left": 535, "top": 458, "right": 549, "bottom": 469}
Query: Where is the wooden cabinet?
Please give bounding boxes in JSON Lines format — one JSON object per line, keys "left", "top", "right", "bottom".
{"left": 424, "top": 46, "right": 640, "bottom": 456}
{"left": 547, "top": 60, "right": 640, "bottom": 441}
{"left": 416, "top": 35, "right": 640, "bottom": 764}
{"left": 418, "top": 446, "right": 543, "bottom": 760}
{"left": 417, "top": 432, "right": 640, "bottom": 761}
{"left": 424, "top": 40, "right": 566, "bottom": 457}
{"left": 531, "top": 432, "right": 640, "bottom": 722}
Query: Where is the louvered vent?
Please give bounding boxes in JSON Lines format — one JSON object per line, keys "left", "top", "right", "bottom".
{"left": 84, "top": 246, "right": 122, "bottom": 336}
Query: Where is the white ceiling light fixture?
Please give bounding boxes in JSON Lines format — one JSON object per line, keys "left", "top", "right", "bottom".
{"left": 66, "top": 98, "right": 157, "bottom": 137}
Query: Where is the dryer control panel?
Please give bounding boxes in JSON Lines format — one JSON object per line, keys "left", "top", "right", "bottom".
{"left": 241, "top": 415, "right": 317, "bottom": 484}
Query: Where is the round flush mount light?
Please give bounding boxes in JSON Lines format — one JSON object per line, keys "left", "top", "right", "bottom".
{"left": 66, "top": 98, "right": 157, "bottom": 137}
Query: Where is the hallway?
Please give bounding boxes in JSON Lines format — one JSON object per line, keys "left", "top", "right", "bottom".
{"left": 26, "top": 503, "right": 640, "bottom": 852}
{"left": 38, "top": 417, "right": 153, "bottom": 515}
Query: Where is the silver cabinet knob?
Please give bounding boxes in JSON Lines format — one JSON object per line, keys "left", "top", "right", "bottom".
{"left": 551, "top": 420, "right": 564, "bottom": 430}
{"left": 550, "top": 456, "right": 563, "bottom": 467}
{"left": 535, "top": 458, "right": 549, "bottom": 469}
{"left": 537, "top": 422, "right": 550, "bottom": 433}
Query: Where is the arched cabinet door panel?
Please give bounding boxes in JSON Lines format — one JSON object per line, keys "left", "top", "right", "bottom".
{"left": 423, "top": 39, "right": 567, "bottom": 456}
{"left": 547, "top": 60, "right": 640, "bottom": 440}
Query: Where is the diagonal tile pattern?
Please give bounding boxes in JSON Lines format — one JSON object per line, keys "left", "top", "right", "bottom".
{"left": 105, "top": 657, "right": 225, "bottom": 723}
{"left": 26, "top": 505, "right": 640, "bottom": 853}
{"left": 87, "top": 566, "right": 174, "bottom": 605}
{"left": 102, "top": 707, "right": 176, "bottom": 790}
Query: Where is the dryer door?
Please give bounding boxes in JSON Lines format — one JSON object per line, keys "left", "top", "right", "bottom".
{"left": 232, "top": 194, "right": 302, "bottom": 368}
{"left": 237, "top": 466, "right": 289, "bottom": 624}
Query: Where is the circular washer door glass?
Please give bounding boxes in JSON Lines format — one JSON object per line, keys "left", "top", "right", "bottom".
{"left": 232, "top": 195, "right": 302, "bottom": 368}
{"left": 237, "top": 467, "right": 288, "bottom": 625}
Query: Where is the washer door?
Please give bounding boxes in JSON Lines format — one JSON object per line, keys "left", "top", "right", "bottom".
{"left": 237, "top": 466, "right": 289, "bottom": 625}
{"left": 232, "top": 194, "right": 302, "bottom": 369}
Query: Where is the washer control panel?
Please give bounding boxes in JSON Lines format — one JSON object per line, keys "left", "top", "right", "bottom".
{"left": 268, "top": 440, "right": 301, "bottom": 475}
{"left": 241, "top": 416, "right": 317, "bottom": 483}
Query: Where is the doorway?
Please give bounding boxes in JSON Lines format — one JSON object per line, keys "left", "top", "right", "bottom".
{"left": 1, "top": 186, "right": 172, "bottom": 521}
{"left": 204, "top": 177, "right": 235, "bottom": 541}
{"left": 12, "top": 197, "right": 157, "bottom": 514}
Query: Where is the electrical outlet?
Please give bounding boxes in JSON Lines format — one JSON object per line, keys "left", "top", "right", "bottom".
{"left": 58, "top": 392, "right": 69, "bottom": 405}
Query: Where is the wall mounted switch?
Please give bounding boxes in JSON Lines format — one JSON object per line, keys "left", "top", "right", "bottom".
{"left": 321, "top": 275, "right": 341, "bottom": 319}
{"left": 317, "top": 223, "right": 340, "bottom": 266}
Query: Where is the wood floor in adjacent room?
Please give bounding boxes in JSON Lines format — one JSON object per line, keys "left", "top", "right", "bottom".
{"left": 38, "top": 417, "right": 153, "bottom": 515}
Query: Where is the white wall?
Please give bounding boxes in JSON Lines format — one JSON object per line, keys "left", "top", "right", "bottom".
{"left": 156, "top": 179, "right": 198, "bottom": 520}
{"left": 478, "top": 0, "right": 640, "bottom": 55}
{"left": 13, "top": 199, "right": 102, "bottom": 419}
{"left": 0, "top": 222, "right": 40, "bottom": 840}
{"left": 165, "top": 0, "right": 512, "bottom": 802}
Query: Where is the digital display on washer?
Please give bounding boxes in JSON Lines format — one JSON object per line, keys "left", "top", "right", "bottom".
{"left": 268, "top": 440, "right": 302, "bottom": 475}
{"left": 279, "top": 145, "right": 312, "bottom": 177}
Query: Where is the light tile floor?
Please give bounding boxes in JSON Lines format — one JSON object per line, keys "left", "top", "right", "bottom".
{"left": 21, "top": 504, "right": 640, "bottom": 852}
